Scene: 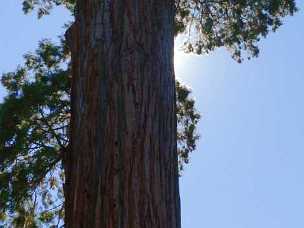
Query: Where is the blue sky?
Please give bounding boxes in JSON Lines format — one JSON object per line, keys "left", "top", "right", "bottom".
{"left": 1, "top": 1, "right": 304, "bottom": 227}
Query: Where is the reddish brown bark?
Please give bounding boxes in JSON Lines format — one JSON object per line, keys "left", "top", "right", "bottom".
{"left": 65, "top": 1, "right": 180, "bottom": 227}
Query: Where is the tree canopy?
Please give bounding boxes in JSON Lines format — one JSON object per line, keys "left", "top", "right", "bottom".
{"left": 22, "top": 0, "right": 297, "bottom": 61}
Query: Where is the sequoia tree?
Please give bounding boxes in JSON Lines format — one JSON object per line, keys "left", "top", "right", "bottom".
{"left": 65, "top": 1, "right": 297, "bottom": 227}
{"left": 65, "top": 1, "right": 180, "bottom": 227}
{"left": 1, "top": 0, "right": 297, "bottom": 227}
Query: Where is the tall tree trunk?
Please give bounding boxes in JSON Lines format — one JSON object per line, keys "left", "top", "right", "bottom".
{"left": 65, "top": 1, "right": 180, "bottom": 227}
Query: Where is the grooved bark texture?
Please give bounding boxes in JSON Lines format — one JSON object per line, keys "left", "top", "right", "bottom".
{"left": 66, "top": 1, "right": 180, "bottom": 227}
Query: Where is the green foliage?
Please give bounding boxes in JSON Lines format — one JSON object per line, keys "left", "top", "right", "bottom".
{"left": 176, "top": 0, "right": 297, "bottom": 62}
{"left": 176, "top": 81, "right": 200, "bottom": 172}
{"left": 0, "top": 39, "right": 199, "bottom": 226}
{"left": 22, "top": 0, "right": 297, "bottom": 62}
{"left": 22, "top": 0, "right": 75, "bottom": 18}
{"left": 0, "top": 40, "right": 69, "bottom": 227}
